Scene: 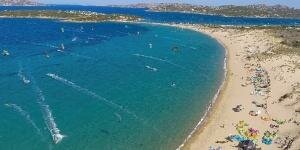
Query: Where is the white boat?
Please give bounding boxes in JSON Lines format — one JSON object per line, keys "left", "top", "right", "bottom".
{"left": 22, "top": 77, "right": 31, "bottom": 84}
{"left": 149, "top": 43, "right": 153, "bottom": 49}
{"left": 61, "top": 44, "right": 65, "bottom": 50}
{"left": 2, "top": 50, "right": 10, "bottom": 56}
{"left": 171, "top": 82, "right": 176, "bottom": 87}
{"left": 71, "top": 37, "right": 78, "bottom": 42}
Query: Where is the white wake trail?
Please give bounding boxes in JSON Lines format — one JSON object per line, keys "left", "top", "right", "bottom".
{"left": 5, "top": 103, "right": 42, "bottom": 136}
{"left": 46, "top": 73, "right": 138, "bottom": 118}
{"left": 34, "top": 86, "right": 65, "bottom": 144}
{"left": 20, "top": 41, "right": 59, "bottom": 49}
{"left": 69, "top": 52, "right": 96, "bottom": 61}
{"left": 46, "top": 73, "right": 166, "bottom": 138}
{"left": 133, "top": 53, "right": 186, "bottom": 70}
{"left": 17, "top": 63, "right": 65, "bottom": 144}
{"left": 18, "top": 67, "right": 31, "bottom": 84}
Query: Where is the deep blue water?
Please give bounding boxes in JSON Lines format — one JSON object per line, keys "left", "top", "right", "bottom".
{"left": 0, "top": 18, "right": 225, "bottom": 150}
{"left": 0, "top": 5, "right": 300, "bottom": 25}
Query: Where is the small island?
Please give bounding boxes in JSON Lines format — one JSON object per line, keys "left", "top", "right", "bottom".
{"left": 0, "top": 10, "right": 141, "bottom": 22}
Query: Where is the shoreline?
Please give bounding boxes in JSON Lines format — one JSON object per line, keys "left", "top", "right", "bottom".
{"left": 175, "top": 24, "right": 300, "bottom": 150}
{"left": 131, "top": 21, "right": 232, "bottom": 150}
{"left": 130, "top": 22, "right": 231, "bottom": 150}
{"left": 174, "top": 25, "right": 229, "bottom": 150}
{"left": 175, "top": 25, "right": 234, "bottom": 150}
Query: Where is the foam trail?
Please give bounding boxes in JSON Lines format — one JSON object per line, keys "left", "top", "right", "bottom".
{"left": 133, "top": 53, "right": 186, "bottom": 70}
{"left": 114, "top": 112, "right": 122, "bottom": 122}
{"left": 178, "top": 43, "right": 198, "bottom": 50}
{"left": 17, "top": 67, "right": 31, "bottom": 84}
{"left": 16, "top": 64, "right": 65, "bottom": 144}
{"left": 68, "top": 52, "right": 96, "bottom": 61}
{"left": 46, "top": 73, "right": 138, "bottom": 119}
{"left": 5, "top": 103, "right": 42, "bottom": 135}
{"left": 145, "top": 65, "right": 158, "bottom": 72}
{"left": 46, "top": 73, "right": 165, "bottom": 137}
{"left": 71, "top": 37, "right": 78, "bottom": 42}
{"left": 189, "top": 46, "right": 197, "bottom": 50}
{"left": 64, "top": 28, "right": 110, "bottom": 38}
{"left": 33, "top": 86, "right": 65, "bottom": 144}
{"left": 19, "top": 40, "right": 59, "bottom": 49}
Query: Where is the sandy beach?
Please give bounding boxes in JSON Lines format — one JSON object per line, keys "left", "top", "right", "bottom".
{"left": 174, "top": 24, "right": 300, "bottom": 150}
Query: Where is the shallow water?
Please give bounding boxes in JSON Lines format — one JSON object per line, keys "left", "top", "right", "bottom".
{"left": 0, "top": 19, "right": 225, "bottom": 150}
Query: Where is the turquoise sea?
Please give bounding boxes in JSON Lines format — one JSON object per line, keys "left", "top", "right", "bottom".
{"left": 0, "top": 16, "right": 225, "bottom": 149}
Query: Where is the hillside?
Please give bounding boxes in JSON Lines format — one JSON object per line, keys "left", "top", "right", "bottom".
{"left": 123, "top": 3, "right": 300, "bottom": 19}
{"left": 0, "top": 0, "right": 42, "bottom": 6}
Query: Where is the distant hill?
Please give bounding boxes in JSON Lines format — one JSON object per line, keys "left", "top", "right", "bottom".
{"left": 117, "top": 3, "right": 300, "bottom": 19}
{"left": 0, "top": 0, "right": 43, "bottom": 6}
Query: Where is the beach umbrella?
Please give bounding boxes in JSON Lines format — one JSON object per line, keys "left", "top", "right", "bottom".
{"left": 238, "top": 140, "right": 256, "bottom": 150}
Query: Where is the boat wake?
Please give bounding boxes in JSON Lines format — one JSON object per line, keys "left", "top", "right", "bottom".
{"left": 189, "top": 46, "right": 197, "bottom": 50}
{"left": 33, "top": 85, "right": 65, "bottom": 144}
{"left": 19, "top": 40, "right": 59, "bottom": 49}
{"left": 65, "top": 28, "right": 110, "bottom": 39}
{"left": 46, "top": 73, "right": 165, "bottom": 137}
{"left": 71, "top": 37, "right": 78, "bottom": 42}
{"left": 18, "top": 67, "right": 31, "bottom": 84}
{"left": 68, "top": 52, "right": 96, "bottom": 61}
{"left": 18, "top": 65, "right": 64, "bottom": 144}
{"left": 114, "top": 112, "right": 122, "bottom": 122}
{"left": 5, "top": 103, "right": 42, "bottom": 136}
{"left": 133, "top": 53, "right": 186, "bottom": 70}
{"left": 46, "top": 73, "right": 137, "bottom": 118}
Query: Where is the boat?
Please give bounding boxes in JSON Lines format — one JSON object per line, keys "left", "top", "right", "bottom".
{"left": 45, "top": 53, "right": 50, "bottom": 58}
{"left": 171, "top": 46, "right": 180, "bottom": 52}
{"left": 2, "top": 50, "right": 10, "bottom": 56}
{"left": 61, "top": 44, "right": 65, "bottom": 50}
{"left": 171, "top": 82, "right": 176, "bottom": 87}
{"left": 22, "top": 77, "right": 31, "bottom": 84}
{"left": 149, "top": 43, "right": 153, "bottom": 49}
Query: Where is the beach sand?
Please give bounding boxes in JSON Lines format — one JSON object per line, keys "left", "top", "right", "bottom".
{"left": 174, "top": 25, "right": 300, "bottom": 150}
